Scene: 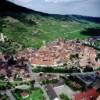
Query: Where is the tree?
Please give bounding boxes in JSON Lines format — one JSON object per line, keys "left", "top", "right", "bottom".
{"left": 0, "top": 18, "right": 5, "bottom": 32}
{"left": 30, "top": 80, "right": 35, "bottom": 88}
{"left": 83, "top": 66, "right": 93, "bottom": 72}
{"left": 96, "top": 53, "right": 100, "bottom": 61}
{"left": 60, "top": 93, "right": 69, "bottom": 100}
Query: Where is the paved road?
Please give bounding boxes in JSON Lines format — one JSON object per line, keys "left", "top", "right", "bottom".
{"left": 27, "top": 63, "right": 36, "bottom": 80}
{"left": 0, "top": 63, "right": 96, "bottom": 100}
{"left": 70, "top": 71, "right": 96, "bottom": 76}
{"left": 0, "top": 90, "right": 6, "bottom": 95}
{"left": 6, "top": 90, "right": 16, "bottom": 100}
{"left": 40, "top": 85, "right": 50, "bottom": 100}
{"left": 27, "top": 63, "right": 50, "bottom": 100}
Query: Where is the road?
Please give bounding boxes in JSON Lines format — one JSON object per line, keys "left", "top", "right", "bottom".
{"left": 0, "top": 63, "right": 97, "bottom": 100}
{"left": 27, "top": 63, "right": 36, "bottom": 80}
{"left": 6, "top": 90, "right": 16, "bottom": 100}
{"left": 0, "top": 90, "right": 6, "bottom": 95}
{"left": 70, "top": 71, "right": 96, "bottom": 76}
{"left": 27, "top": 63, "right": 50, "bottom": 100}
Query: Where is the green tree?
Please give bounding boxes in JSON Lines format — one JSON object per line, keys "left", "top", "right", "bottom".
{"left": 60, "top": 93, "right": 69, "bottom": 100}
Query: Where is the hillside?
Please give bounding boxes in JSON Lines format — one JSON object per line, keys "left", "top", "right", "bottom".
{"left": 0, "top": 0, "right": 100, "bottom": 49}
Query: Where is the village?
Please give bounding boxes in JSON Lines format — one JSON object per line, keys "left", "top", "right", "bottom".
{"left": 17, "top": 39, "right": 100, "bottom": 69}
{"left": 1, "top": 0, "right": 100, "bottom": 99}
{"left": 0, "top": 33, "right": 100, "bottom": 100}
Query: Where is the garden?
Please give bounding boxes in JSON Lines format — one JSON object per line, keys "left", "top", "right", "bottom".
{"left": 12, "top": 88, "right": 44, "bottom": 100}
{"left": 61, "top": 76, "right": 82, "bottom": 91}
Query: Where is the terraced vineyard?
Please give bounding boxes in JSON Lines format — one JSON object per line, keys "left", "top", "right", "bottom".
{"left": 0, "top": 0, "right": 100, "bottom": 49}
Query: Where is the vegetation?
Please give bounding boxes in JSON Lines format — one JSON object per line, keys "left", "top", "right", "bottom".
{"left": 2, "top": 16, "right": 100, "bottom": 49}
{"left": 60, "top": 93, "right": 69, "bottom": 100}
{"left": 0, "top": 75, "right": 5, "bottom": 80}
{"left": 83, "top": 40, "right": 100, "bottom": 51}
{"left": 83, "top": 66, "right": 93, "bottom": 72}
{"left": 70, "top": 53, "right": 79, "bottom": 60}
{"left": 13, "top": 88, "right": 44, "bottom": 100}
{"left": 33, "top": 67, "right": 68, "bottom": 73}
{"left": 0, "top": 39, "right": 22, "bottom": 54}
{"left": 28, "top": 88, "right": 44, "bottom": 100}
{"left": 33, "top": 67, "right": 80, "bottom": 73}
{"left": 95, "top": 67, "right": 100, "bottom": 71}
{"left": 0, "top": 79, "right": 32, "bottom": 90}
{"left": 42, "top": 79, "right": 58, "bottom": 85}
{"left": 0, "top": 94, "right": 8, "bottom": 100}
{"left": 0, "top": 81, "right": 12, "bottom": 90}
{"left": 96, "top": 53, "right": 100, "bottom": 61}
{"left": 0, "top": 1, "right": 100, "bottom": 49}
{"left": 61, "top": 76, "right": 82, "bottom": 91}
{"left": 81, "top": 28, "right": 100, "bottom": 36}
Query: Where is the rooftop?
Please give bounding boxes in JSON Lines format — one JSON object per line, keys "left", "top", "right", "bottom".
{"left": 29, "top": 39, "right": 99, "bottom": 68}
{"left": 73, "top": 88, "right": 99, "bottom": 100}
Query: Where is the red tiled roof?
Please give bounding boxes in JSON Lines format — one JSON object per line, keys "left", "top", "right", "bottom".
{"left": 16, "top": 40, "right": 99, "bottom": 67}
{"left": 32, "top": 59, "right": 54, "bottom": 66}
{"left": 73, "top": 88, "right": 100, "bottom": 100}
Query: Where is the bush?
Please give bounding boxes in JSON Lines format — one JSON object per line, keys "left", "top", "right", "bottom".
{"left": 33, "top": 67, "right": 69, "bottom": 73}
{"left": 60, "top": 93, "right": 69, "bottom": 100}
{"left": 42, "top": 79, "right": 58, "bottom": 85}
{"left": 61, "top": 76, "right": 82, "bottom": 91}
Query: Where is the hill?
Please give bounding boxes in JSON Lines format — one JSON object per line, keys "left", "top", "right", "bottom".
{"left": 0, "top": 0, "right": 100, "bottom": 48}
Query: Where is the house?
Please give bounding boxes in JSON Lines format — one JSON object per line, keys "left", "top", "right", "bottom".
{"left": 30, "top": 39, "right": 99, "bottom": 68}
{"left": 71, "top": 72, "right": 100, "bottom": 88}
{"left": 73, "top": 88, "right": 99, "bottom": 100}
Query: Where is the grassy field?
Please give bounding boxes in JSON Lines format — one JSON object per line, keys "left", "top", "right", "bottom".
{"left": 13, "top": 88, "right": 44, "bottom": 100}
{"left": 0, "top": 1, "right": 100, "bottom": 49}
{"left": 1, "top": 15, "right": 100, "bottom": 49}
{"left": 27, "top": 88, "right": 44, "bottom": 100}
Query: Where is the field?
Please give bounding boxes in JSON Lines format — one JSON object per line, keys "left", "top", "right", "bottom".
{"left": 0, "top": 1, "right": 100, "bottom": 49}
{"left": 13, "top": 88, "right": 44, "bottom": 100}
{"left": 27, "top": 88, "right": 44, "bottom": 100}
{"left": 1, "top": 15, "right": 100, "bottom": 49}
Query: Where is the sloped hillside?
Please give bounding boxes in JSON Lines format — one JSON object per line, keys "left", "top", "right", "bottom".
{"left": 0, "top": 0, "right": 100, "bottom": 48}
